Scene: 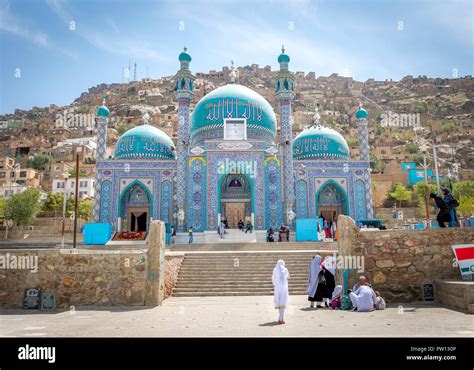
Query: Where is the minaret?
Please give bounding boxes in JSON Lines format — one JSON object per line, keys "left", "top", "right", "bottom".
{"left": 275, "top": 46, "right": 296, "bottom": 227}
{"left": 93, "top": 97, "right": 110, "bottom": 222}
{"left": 174, "top": 47, "right": 195, "bottom": 231}
{"left": 355, "top": 105, "right": 374, "bottom": 219}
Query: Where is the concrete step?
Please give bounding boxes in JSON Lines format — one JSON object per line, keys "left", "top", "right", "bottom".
{"left": 172, "top": 291, "right": 307, "bottom": 297}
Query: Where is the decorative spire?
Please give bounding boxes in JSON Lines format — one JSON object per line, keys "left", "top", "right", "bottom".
{"left": 143, "top": 111, "right": 150, "bottom": 125}
{"left": 229, "top": 60, "right": 237, "bottom": 83}
{"left": 313, "top": 106, "right": 321, "bottom": 126}
{"left": 282, "top": 45, "right": 285, "bottom": 53}
{"left": 102, "top": 95, "right": 108, "bottom": 105}
{"left": 183, "top": 46, "right": 187, "bottom": 52}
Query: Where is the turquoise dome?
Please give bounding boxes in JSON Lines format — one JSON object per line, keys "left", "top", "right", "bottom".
{"left": 293, "top": 126, "right": 350, "bottom": 159}
{"left": 190, "top": 84, "right": 277, "bottom": 144}
{"left": 278, "top": 53, "right": 290, "bottom": 63}
{"left": 179, "top": 51, "right": 192, "bottom": 62}
{"left": 355, "top": 108, "right": 368, "bottom": 119}
{"left": 114, "top": 124, "right": 176, "bottom": 159}
{"left": 97, "top": 106, "right": 110, "bottom": 117}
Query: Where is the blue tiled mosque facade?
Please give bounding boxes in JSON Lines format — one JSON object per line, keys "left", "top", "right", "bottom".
{"left": 92, "top": 49, "right": 374, "bottom": 238}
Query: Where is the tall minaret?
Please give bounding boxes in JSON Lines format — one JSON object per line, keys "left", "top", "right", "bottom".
{"left": 275, "top": 46, "right": 296, "bottom": 227}
{"left": 93, "top": 97, "right": 110, "bottom": 222}
{"left": 174, "top": 47, "right": 195, "bottom": 231}
{"left": 356, "top": 105, "right": 374, "bottom": 219}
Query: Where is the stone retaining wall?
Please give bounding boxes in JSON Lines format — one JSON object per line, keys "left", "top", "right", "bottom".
{"left": 338, "top": 215, "right": 474, "bottom": 302}
{"left": 0, "top": 221, "right": 169, "bottom": 308}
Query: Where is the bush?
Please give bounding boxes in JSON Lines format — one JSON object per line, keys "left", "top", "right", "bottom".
{"left": 5, "top": 188, "right": 42, "bottom": 226}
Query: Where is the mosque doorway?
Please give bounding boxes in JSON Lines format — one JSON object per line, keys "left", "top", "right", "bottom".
{"left": 316, "top": 182, "right": 347, "bottom": 222}
{"left": 120, "top": 182, "right": 151, "bottom": 233}
{"left": 220, "top": 174, "right": 252, "bottom": 228}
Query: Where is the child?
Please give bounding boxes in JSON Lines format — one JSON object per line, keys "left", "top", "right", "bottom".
{"left": 331, "top": 285, "right": 343, "bottom": 309}
{"left": 375, "top": 291, "right": 386, "bottom": 310}
{"left": 339, "top": 289, "right": 354, "bottom": 310}
{"left": 188, "top": 227, "right": 193, "bottom": 244}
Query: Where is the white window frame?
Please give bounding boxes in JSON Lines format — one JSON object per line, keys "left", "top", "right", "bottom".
{"left": 223, "top": 118, "right": 247, "bottom": 141}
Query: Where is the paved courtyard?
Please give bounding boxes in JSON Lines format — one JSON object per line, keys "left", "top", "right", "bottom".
{"left": 1, "top": 295, "right": 473, "bottom": 337}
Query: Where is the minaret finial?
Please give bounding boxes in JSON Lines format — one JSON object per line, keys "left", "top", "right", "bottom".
{"left": 229, "top": 60, "right": 237, "bottom": 83}
{"left": 143, "top": 111, "right": 150, "bottom": 125}
{"left": 282, "top": 45, "right": 285, "bottom": 53}
{"left": 183, "top": 46, "right": 187, "bottom": 52}
{"left": 102, "top": 95, "right": 108, "bottom": 105}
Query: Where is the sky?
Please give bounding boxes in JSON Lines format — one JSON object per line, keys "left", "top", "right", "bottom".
{"left": 0, "top": 0, "right": 472, "bottom": 114}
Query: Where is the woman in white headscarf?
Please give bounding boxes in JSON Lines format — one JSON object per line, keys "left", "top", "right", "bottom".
{"left": 307, "top": 255, "right": 323, "bottom": 308}
{"left": 272, "top": 259, "right": 289, "bottom": 324}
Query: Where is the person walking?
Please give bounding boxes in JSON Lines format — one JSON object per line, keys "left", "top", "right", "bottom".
{"left": 442, "top": 188, "right": 459, "bottom": 227}
{"left": 430, "top": 193, "right": 451, "bottom": 228}
{"left": 188, "top": 227, "right": 193, "bottom": 244}
{"left": 307, "top": 255, "right": 323, "bottom": 308}
{"left": 272, "top": 259, "right": 289, "bottom": 324}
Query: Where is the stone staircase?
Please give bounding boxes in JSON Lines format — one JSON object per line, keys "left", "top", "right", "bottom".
{"left": 173, "top": 246, "right": 337, "bottom": 297}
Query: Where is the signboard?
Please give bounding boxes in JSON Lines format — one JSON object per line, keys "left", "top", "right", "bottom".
{"left": 398, "top": 211, "right": 404, "bottom": 220}
{"left": 41, "top": 292, "right": 56, "bottom": 311}
{"left": 452, "top": 244, "right": 474, "bottom": 276}
{"left": 23, "top": 288, "right": 41, "bottom": 309}
{"left": 422, "top": 283, "right": 434, "bottom": 302}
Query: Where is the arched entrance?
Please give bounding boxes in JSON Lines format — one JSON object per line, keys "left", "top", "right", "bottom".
{"left": 315, "top": 181, "right": 348, "bottom": 222}
{"left": 219, "top": 174, "right": 252, "bottom": 228}
{"left": 119, "top": 181, "right": 152, "bottom": 232}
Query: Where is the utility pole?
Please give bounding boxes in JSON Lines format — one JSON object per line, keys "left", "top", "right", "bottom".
{"left": 134, "top": 62, "right": 137, "bottom": 81}
{"left": 73, "top": 150, "right": 80, "bottom": 248}
{"left": 431, "top": 132, "right": 441, "bottom": 194}
{"left": 61, "top": 171, "right": 70, "bottom": 248}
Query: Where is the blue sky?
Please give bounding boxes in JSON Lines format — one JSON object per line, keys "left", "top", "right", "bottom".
{"left": 0, "top": 0, "right": 472, "bottom": 114}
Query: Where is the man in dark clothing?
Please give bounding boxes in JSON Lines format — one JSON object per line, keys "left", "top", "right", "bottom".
{"left": 442, "top": 188, "right": 459, "bottom": 227}
{"left": 430, "top": 193, "right": 451, "bottom": 228}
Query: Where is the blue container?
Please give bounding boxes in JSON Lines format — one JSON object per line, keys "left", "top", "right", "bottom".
{"left": 296, "top": 218, "right": 323, "bottom": 242}
{"left": 83, "top": 223, "right": 112, "bottom": 245}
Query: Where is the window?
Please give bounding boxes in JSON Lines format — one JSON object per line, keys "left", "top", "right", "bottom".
{"left": 20, "top": 171, "right": 27, "bottom": 178}
{"left": 80, "top": 180, "right": 87, "bottom": 188}
{"left": 224, "top": 118, "right": 247, "bottom": 140}
{"left": 56, "top": 182, "right": 64, "bottom": 189}
{"left": 0, "top": 172, "right": 5, "bottom": 178}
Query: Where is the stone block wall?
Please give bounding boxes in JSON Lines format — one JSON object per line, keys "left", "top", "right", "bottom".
{"left": 0, "top": 221, "right": 172, "bottom": 308}
{"left": 337, "top": 215, "right": 474, "bottom": 302}
{"left": 0, "top": 249, "right": 147, "bottom": 308}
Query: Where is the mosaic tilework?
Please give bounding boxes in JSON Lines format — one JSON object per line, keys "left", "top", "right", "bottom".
{"left": 99, "top": 180, "right": 111, "bottom": 223}
{"left": 355, "top": 179, "right": 366, "bottom": 220}
{"left": 264, "top": 157, "right": 283, "bottom": 229}
{"left": 187, "top": 157, "right": 207, "bottom": 231}
{"left": 296, "top": 180, "right": 308, "bottom": 219}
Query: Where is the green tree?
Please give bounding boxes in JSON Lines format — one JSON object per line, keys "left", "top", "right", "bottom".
{"left": 388, "top": 183, "right": 412, "bottom": 207}
{"left": 78, "top": 199, "right": 93, "bottom": 221}
{"left": 442, "top": 122, "right": 456, "bottom": 134}
{"left": 5, "top": 188, "right": 42, "bottom": 226}
{"left": 27, "top": 154, "right": 53, "bottom": 170}
{"left": 413, "top": 182, "right": 438, "bottom": 215}
{"left": 67, "top": 169, "right": 87, "bottom": 178}
{"left": 452, "top": 181, "right": 474, "bottom": 214}
{"left": 42, "top": 193, "right": 64, "bottom": 213}
{"left": 405, "top": 143, "right": 419, "bottom": 154}
{"left": 415, "top": 100, "right": 428, "bottom": 113}
{"left": 347, "top": 137, "right": 359, "bottom": 147}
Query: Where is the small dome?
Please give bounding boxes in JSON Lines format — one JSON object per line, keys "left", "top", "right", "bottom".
{"left": 293, "top": 126, "right": 350, "bottom": 159}
{"left": 97, "top": 106, "right": 110, "bottom": 117}
{"left": 356, "top": 108, "right": 368, "bottom": 119}
{"left": 278, "top": 53, "right": 290, "bottom": 64}
{"left": 190, "top": 84, "right": 277, "bottom": 144}
{"left": 114, "top": 124, "right": 176, "bottom": 160}
{"left": 179, "top": 51, "right": 192, "bottom": 62}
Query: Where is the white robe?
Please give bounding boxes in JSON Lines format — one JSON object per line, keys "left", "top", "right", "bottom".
{"left": 349, "top": 285, "right": 377, "bottom": 312}
{"left": 272, "top": 260, "right": 289, "bottom": 309}
{"left": 307, "top": 255, "right": 322, "bottom": 297}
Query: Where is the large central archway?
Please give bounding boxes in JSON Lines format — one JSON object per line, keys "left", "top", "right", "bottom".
{"left": 315, "top": 180, "right": 348, "bottom": 222}
{"left": 218, "top": 174, "right": 253, "bottom": 228}
{"left": 118, "top": 181, "right": 152, "bottom": 232}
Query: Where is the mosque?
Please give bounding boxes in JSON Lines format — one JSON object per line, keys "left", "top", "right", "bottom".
{"left": 92, "top": 48, "right": 374, "bottom": 243}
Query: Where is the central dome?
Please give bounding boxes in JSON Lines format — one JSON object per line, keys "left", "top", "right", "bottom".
{"left": 114, "top": 124, "right": 176, "bottom": 160}
{"left": 190, "top": 84, "right": 277, "bottom": 144}
{"left": 293, "top": 126, "right": 350, "bottom": 159}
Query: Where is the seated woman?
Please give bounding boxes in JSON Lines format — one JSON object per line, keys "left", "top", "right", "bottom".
{"left": 331, "top": 285, "right": 343, "bottom": 309}
{"left": 266, "top": 228, "right": 275, "bottom": 242}
{"left": 339, "top": 289, "right": 354, "bottom": 310}
{"left": 278, "top": 224, "right": 288, "bottom": 242}
{"left": 238, "top": 220, "right": 244, "bottom": 231}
